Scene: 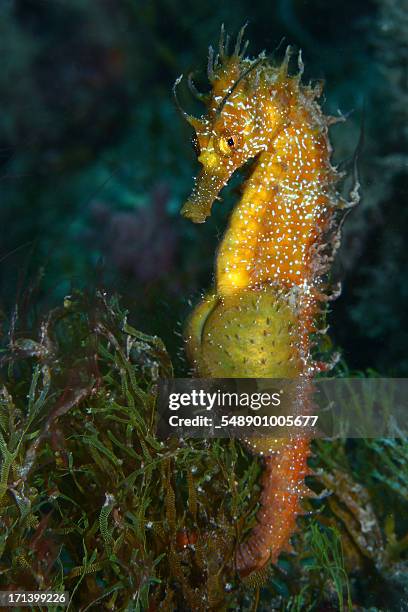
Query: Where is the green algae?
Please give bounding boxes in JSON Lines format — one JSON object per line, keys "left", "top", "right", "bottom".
{"left": 0, "top": 292, "right": 407, "bottom": 610}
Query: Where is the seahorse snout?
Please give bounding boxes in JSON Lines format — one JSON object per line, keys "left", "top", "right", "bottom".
{"left": 181, "top": 168, "right": 229, "bottom": 223}
{"left": 181, "top": 199, "right": 208, "bottom": 223}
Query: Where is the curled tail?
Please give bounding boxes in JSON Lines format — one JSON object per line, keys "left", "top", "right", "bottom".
{"left": 236, "top": 437, "right": 311, "bottom": 576}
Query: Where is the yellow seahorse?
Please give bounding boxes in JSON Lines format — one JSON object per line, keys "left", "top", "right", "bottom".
{"left": 176, "top": 26, "right": 355, "bottom": 577}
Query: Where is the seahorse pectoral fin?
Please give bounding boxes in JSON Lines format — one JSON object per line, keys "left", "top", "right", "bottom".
{"left": 181, "top": 167, "right": 231, "bottom": 223}
{"left": 184, "top": 293, "right": 219, "bottom": 374}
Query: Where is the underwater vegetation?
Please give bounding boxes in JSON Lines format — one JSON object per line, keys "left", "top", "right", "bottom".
{"left": 1, "top": 292, "right": 408, "bottom": 610}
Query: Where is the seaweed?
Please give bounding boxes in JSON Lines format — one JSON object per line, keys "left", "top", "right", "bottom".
{"left": 1, "top": 292, "right": 407, "bottom": 610}
{"left": 0, "top": 290, "right": 260, "bottom": 609}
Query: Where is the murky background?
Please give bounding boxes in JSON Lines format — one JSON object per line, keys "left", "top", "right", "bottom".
{"left": 0, "top": 0, "right": 406, "bottom": 375}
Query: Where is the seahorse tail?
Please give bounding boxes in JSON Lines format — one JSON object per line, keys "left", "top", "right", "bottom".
{"left": 236, "top": 437, "right": 311, "bottom": 576}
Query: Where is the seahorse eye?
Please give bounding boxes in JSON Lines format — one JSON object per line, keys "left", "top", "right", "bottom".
{"left": 218, "top": 132, "right": 241, "bottom": 156}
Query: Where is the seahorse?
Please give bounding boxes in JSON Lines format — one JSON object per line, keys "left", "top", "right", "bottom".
{"left": 176, "top": 26, "right": 356, "bottom": 577}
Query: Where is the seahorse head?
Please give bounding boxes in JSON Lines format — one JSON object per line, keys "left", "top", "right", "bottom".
{"left": 177, "top": 27, "right": 295, "bottom": 223}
